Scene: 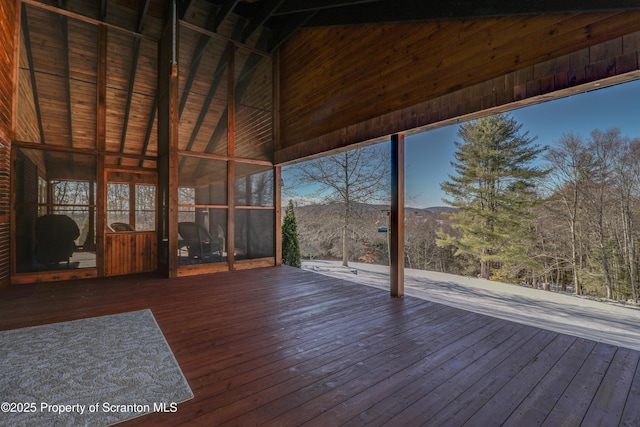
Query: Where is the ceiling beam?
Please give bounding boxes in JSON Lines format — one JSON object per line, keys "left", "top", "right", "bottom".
{"left": 241, "top": 0, "right": 285, "bottom": 43}
{"left": 100, "top": 0, "right": 107, "bottom": 21}
{"left": 267, "top": 11, "right": 315, "bottom": 53}
{"left": 272, "top": 0, "right": 384, "bottom": 16}
{"left": 301, "top": 0, "right": 640, "bottom": 27}
{"left": 215, "top": 0, "right": 241, "bottom": 30}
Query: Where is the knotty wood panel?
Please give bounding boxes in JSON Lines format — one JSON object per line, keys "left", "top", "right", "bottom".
{"left": 105, "top": 231, "right": 157, "bottom": 276}
{"left": 0, "top": 267, "right": 639, "bottom": 425}
{"left": 277, "top": 12, "right": 640, "bottom": 161}
{"left": 0, "top": 0, "right": 15, "bottom": 135}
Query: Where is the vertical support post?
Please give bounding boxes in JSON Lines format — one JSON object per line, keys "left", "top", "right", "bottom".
{"left": 96, "top": 23, "right": 107, "bottom": 277}
{"left": 227, "top": 42, "right": 235, "bottom": 269}
{"left": 274, "top": 165, "right": 282, "bottom": 265}
{"left": 157, "top": 0, "right": 179, "bottom": 277}
{"left": 390, "top": 133, "right": 405, "bottom": 297}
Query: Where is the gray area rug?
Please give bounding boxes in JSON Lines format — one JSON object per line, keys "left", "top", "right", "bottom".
{"left": 0, "top": 309, "right": 193, "bottom": 426}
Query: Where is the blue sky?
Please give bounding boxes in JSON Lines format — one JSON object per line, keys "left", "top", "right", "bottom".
{"left": 406, "top": 79, "right": 640, "bottom": 207}
{"left": 284, "top": 79, "right": 640, "bottom": 207}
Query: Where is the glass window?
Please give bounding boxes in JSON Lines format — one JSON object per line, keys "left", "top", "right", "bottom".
{"left": 135, "top": 185, "right": 156, "bottom": 231}
{"left": 107, "top": 183, "right": 130, "bottom": 227}
{"left": 107, "top": 173, "right": 156, "bottom": 232}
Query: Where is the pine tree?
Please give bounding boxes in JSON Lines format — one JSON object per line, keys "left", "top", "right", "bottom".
{"left": 437, "top": 113, "right": 548, "bottom": 280}
{"left": 282, "top": 200, "right": 302, "bottom": 268}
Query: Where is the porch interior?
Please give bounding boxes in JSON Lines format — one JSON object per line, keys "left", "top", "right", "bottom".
{"left": 2, "top": 267, "right": 638, "bottom": 426}
{"left": 3, "top": 1, "right": 640, "bottom": 425}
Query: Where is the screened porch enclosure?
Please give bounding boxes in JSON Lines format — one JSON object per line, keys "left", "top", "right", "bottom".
{"left": 10, "top": 0, "right": 277, "bottom": 283}
{"left": 6, "top": 0, "right": 640, "bottom": 286}
{"left": 14, "top": 147, "right": 97, "bottom": 273}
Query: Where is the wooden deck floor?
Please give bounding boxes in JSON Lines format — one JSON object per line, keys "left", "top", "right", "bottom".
{"left": 1, "top": 266, "right": 639, "bottom": 426}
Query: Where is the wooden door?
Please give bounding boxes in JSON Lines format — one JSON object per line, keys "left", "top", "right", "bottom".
{"left": 104, "top": 170, "right": 157, "bottom": 276}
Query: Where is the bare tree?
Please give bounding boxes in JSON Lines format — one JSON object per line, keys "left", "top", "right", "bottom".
{"left": 287, "top": 144, "right": 390, "bottom": 266}
{"left": 543, "top": 133, "right": 593, "bottom": 295}
{"left": 613, "top": 137, "right": 640, "bottom": 303}
{"left": 586, "top": 128, "right": 621, "bottom": 299}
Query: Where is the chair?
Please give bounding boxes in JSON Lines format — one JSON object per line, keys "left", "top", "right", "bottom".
{"left": 35, "top": 214, "right": 80, "bottom": 267}
{"left": 178, "top": 222, "right": 222, "bottom": 262}
{"left": 110, "top": 222, "right": 135, "bottom": 232}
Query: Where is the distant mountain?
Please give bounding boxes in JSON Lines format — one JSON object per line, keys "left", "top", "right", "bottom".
{"left": 288, "top": 201, "right": 456, "bottom": 264}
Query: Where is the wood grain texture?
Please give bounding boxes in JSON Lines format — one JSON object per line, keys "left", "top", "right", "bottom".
{"left": 0, "top": 131, "right": 10, "bottom": 288}
{"left": 1, "top": 266, "right": 638, "bottom": 426}
{"left": 0, "top": 0, "right": 16, "bottom": 135}
{"left": 277, "top": 12, "right": 640, "bottom": 162}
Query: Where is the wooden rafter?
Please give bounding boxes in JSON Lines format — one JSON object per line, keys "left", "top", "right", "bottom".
{"left": 271, "top": 0, "right": 384, "bottom": 15}
{"left": 99, "top": 0, "right": 107, "bottom": 21}
{"left": 181, "top": 21, "right": 245, "bottom": 158}
{"left": 177, "top": 6, "right": 222, "bottom": 117}
{"left": 118, "top": 0, "right": 151, "bottom": 158}
{"left": 20, "top": 8, "right": 45, "bottom": 144}
{"left": 57, "top": 0, "right": 73, "bottom": 147}
{"left": 300, "top": 0, "right": 640, "bottom": 27}
{"left": 267, "top": 10, "right": 314, "bottom": 53}
{"left": 215, "top": 0, "right": 241, "bottom": 31}
{"left": 138, "top": 97, "right": 157, "bottom": 167}
{"left": 188, "top": 33, "right": 272, "bottom": 182}
{"left": 240, "top": 0, "right": 284, "bottom": 43}
{"left": 199, "top": 32, "right": 271, "bottom": 159}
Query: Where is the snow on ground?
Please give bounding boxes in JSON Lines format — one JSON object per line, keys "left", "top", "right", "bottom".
{"left": 302, "top": 260, "right": 640, "bottom": 351}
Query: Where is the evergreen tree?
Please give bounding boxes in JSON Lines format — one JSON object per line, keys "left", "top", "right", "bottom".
{"left": 437, "top": 113, "right": 548, "bottom": 280}
{"left": 282, "top": 200, "right": 302, "bottom": 267}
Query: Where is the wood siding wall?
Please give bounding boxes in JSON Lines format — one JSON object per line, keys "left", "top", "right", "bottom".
{"left": 276, "top": 12, "right": 640, "bottom": 163}
{"left": 0, "top": 135, "right": 10, "bottom": 288}
{"left": 0, "top": 0, "right": 14, "bottom": 287}
{"left": 105, "top": 231, "right": 157, "bottom": 276}
{"left": 0, "top": 0, "right": 15, "bottom": 134}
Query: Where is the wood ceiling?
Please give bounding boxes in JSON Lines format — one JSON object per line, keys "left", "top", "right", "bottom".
{"left": 14, "top": 0, "right": 640, "bottom": 171}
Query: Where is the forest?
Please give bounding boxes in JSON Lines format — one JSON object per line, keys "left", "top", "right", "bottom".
{"left": 287, "top": 114, "right": 640, "bottom": 304}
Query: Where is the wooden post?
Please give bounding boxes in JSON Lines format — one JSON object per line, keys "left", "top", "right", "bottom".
{"left": 157, "top": 0, "right": 179, "bottom": 277}
{"left": 227, "top": 42, "right": 235, "bottom": 269}
{"left": 390, "top": 133, "right": 405, "bottom": 297}
{"left": 96, "top": 23, "right": 107, "bottom": 277}
{"left": 274, "top": 165, "right": 282, "bottom": 265}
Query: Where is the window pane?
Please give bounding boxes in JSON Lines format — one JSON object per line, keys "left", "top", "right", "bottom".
{"left": 135, "top": 184, "right": 156, "bottom": 231}
{"left": 107, "top": 183, "right": 130, "bottom": 227}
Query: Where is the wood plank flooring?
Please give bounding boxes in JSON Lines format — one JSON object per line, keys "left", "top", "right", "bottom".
{"left": 1, "top": 266, "right": 639, "bottom": 426}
